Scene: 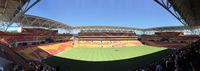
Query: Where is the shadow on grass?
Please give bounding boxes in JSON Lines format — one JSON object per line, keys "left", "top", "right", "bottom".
{"left": 42, "top": 49, "right": 173, "bottom": 71}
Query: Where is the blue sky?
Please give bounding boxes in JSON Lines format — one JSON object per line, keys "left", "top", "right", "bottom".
{"left": 26, "top": 0, "right": 183, "bottom": 28}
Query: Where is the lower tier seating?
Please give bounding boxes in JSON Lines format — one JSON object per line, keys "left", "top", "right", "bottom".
{"left": 14, "top": 42, "right": 73, "bottom": 61}
{"left": 74, "top": 40, "right": 142, "bottom": 48}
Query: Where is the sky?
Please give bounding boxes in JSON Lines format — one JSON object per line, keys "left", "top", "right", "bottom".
{"left": 26, "top": 0, "right": 183, "bottom": 28}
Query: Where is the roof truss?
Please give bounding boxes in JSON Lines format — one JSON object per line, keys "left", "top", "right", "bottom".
{"left": 19, "top": 14, "right": 72, "bottom": 30}
{"left": 155, "top": 0, "right": 200, "bottom": 26}
{"left": 0, "top": 0, "right": 40, "bottom": 32}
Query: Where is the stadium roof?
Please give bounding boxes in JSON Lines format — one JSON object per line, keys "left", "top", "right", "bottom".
{"left": 1, "top": 0, "right": 199, "bottom": 32}
{"left": 73, "top": 26, "right": 140, "bottom": 33}
{"left": 0, "top": 0, "right": 29, "bottom": 22}
{"left": 143, "top": 26, "right": 200, "bottom": 31}
{"left": 0, "top": 0, "right": 40, "bottom": 32}
{"left": 155, "top": 0, "right": 200, "bottom": 26}
{"left": 73, "top": 26, "right": 142, "bottom": 30}
{"left": 74, "top": 25, "right": 200, "bottom": 31}
{"left": 19, "top": 14, "right": 72, "bottom": 30}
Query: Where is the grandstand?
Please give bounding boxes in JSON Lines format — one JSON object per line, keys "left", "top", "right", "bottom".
{"left": 74, "top": 30, "right": 142, "bottom": 48}
{"left": 0, "top": 0, "right": 200, "bottom": 71}
{"left": 141, "top": 32, "right": 200, "bottom": 48}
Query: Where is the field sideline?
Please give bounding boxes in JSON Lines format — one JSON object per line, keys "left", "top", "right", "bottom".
{"left": 43, "top": 45, "right": 173, "bottom": 71}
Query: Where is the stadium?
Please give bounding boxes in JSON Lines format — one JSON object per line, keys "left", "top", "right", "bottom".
{"left": 0, "top": 0, "right": 200, "bottom": 71}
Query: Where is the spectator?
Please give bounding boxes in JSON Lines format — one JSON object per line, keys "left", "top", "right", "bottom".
{"left": 174, "top": 63, "right": 183, "bottom": 71}
{"left": 135, "top": 40, "right": 200, "bottom": 71}
{"left": 155, "top": 62, "right": 163, "bottom": 71}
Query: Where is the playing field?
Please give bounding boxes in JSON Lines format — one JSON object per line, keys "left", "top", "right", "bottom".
{"left": 56, "top": 45, "right": 167, "bottom": 61}
{"left": 43, "top": 45, "right": 173, "bottom": 71}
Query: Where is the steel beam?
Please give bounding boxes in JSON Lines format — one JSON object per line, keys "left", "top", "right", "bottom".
{"left": 154, "top": 0, "right": 188, "bottom": 25}
{"left": 4, "top": 0, "right": 41, "bottom": 32}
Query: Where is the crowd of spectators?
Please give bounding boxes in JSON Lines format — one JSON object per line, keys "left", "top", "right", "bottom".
{"left": 11, "top": 58, "right": 57, "bottom": 71}
{"left": 27, "top": 61, "right": 56, "bottom": 71}
{"left": 136, "top": 40, "right": 200, "bottom": 71}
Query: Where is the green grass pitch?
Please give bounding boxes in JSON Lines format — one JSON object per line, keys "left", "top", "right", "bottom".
{"left": 43, "top": 45, "right": 173, "bottom": 71}
{"left": 56, "top": 45, "right": 167, "bottom": 61}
